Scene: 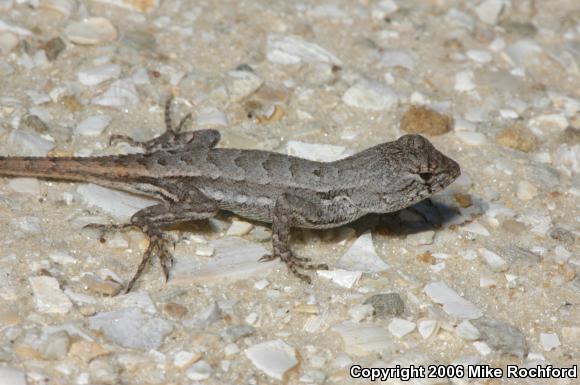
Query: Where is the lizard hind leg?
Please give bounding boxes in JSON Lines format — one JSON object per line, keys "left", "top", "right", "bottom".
{"left": 87, "top": 193, "right": 218, "bottom": 293}
{"left": 123, "top": 197, "right": 218, "bottom": 292}
{"left": 125, "top": 228, "right": 174, "bottom": 293}
{"left": 109, "top": 97, "right": 221, "bottom": 152}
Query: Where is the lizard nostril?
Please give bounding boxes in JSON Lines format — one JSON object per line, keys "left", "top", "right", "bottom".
{"left": 419, "top": 172, "right": 433, "bottom": 182}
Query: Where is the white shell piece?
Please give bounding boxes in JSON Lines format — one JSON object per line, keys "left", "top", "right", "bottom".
{"left": 424, "top": 281, "right": 483, "bottom": 320}
{"left": 245, "top": 339, "right": 298, "bottom": 380}
{"left": 337, "top": 232, "right": 389, "bottom": 273}
{"left": 65, "top": 17, "right": 117, "bottom": 45}
{"left": 332, "top": 322, "right": 394, "bottom": 356}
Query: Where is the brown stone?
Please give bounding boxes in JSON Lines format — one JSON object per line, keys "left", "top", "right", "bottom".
{"left": 163, "top": 302, "right": 188, "bottom": 319}
{"left": 41, "top": 37, "right": 66, "bottom": 61}
{"left": 81, "top": 273, "right": 122, "bottom": 296}
{"left": 453, "top": 193, "right": 473, "bottom": 208}
{"left": 400, "top": 106, "right": 453, "bottom": 136}
{"left": 501, "top": 219, "right": 527, "bottom": 234}
{"left": 418, "top": 251, "right": 435, "bottom": 264}
{"left": 69, "top": 340, "right": 113, "bottom": 363}
{"left": 495, "top": 123, "right": 537, "bottom": 152}
{"left": 60, "top": 94, "right": 82, "bottom": 113}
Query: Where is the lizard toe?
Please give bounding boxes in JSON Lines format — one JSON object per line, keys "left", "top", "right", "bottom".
{"left": 258, "top": 253, "right": 277, "bottom": 262}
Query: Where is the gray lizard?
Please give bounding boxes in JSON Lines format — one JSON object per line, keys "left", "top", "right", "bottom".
{"left": 0, "top": 99, "right": 460, "bottom": 291}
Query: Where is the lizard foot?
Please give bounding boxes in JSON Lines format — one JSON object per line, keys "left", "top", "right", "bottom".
{"left": 125, "top": 230, "right": 174, "bottom": 293}
{"left": 109, "top": 134, "right": 141, "bottom": 147}
{"left": 260, "top": 251, "right": 329, "bottom": 284}
{"left": 83, "top": 223, "right": 138, "bottom": 242}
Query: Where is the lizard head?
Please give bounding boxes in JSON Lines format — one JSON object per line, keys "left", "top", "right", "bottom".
{"left": 382, "top": 134, "right": 461, "bottom": 206}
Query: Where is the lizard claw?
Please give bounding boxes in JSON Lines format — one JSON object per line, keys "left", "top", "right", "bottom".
{"left": 125, "top": 230, "right": 174, "bottom": 293}
{"left": 265, "top": 249, "right": 328, "bottom": 284}
{"left": 83, "top": 222, "right": 136, "bottom": 233}
{"left": 109, "top": 134, "right": 142, "bottom": 147}
{"left": 258, "top": 253, "right": 277, "bottom": 262}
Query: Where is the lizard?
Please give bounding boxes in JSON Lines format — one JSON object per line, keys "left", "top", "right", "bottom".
{"left": 0, "top": 98, "right": 461, "bottom": 292}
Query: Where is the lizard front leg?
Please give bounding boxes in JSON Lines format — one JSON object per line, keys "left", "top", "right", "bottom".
{"left": 90, "top": 191, "right": 218, "bottom": 292}
{"left": 264, "top": 193, "right": 337, "bottom": 283}
{"left": 110, "top": 97, "right": 221, "bottom": 152}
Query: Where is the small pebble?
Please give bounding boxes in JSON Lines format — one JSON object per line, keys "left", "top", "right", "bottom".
{"left": 224, "top": 343, "right": 240, "bottom": 356}
{"left": 195, "top": 244, "right": 215, "bottom": 257}
{"left": 456, "top": 131, "right": 487, "bottom": 145}
{"left": 14, "top": 216, "right": 42, "bottom": 233}
{"left": 462, "top": 222, "right": 490, "bottom": 236}
{"left": 8, "top": 128, "right": 55, "bottom": 156}
{"left": 455, "top": 320, "right": 481, "bottom": 341}
{"left": 381, "top": 50, "right": 415, "bottom": 70}
{"left": 349, "top": 304, "right": 373, "bottom": 322}
{"left": 197, "top": 108, "right": 228, "bottom": 128}
{"left": 75, "top": 115, "right": 112, "bottom": 137}
{"left": 417, "top": 320, "right": 439, "bottom": 339}
{"left": 342, "top": 80, "right": 398, "bottom": 111}
{"left": 41, "top": 331, "right": 71, "bottom": 360}
{"left": 65, "top": 17, "right": 117, "bottom": 45}
{"left": 466, "top": 49, "right": 492, "bottom": 63}
{"left": 337, "top": 231, "right": 389, "bottom": 273}
{"left": 29, "top": 276, "right": 73, "bottom": 314}
{"left": 540, "top": 333, "right": 561, "bottom": 351}
{"left": 163, "top": 302, "right": 188, "bottom": 319}
{"left": 495, "top": 123, "right": 537, "bottom": 152}
{"left": 0, "top": 31, "right": 18, "bottom": 54}
{"left": 388, "top": 318, "right": 416, "bottom": 338}
{"left": 549, "top": 227, "right": 575, "bottom": 245}
{"left": 40, "top": 37, "right": 66, "bottom": 61}
{"left": 186, "top": 360, "right": 213, "bottom": 381}
{"left": 78, "top": 64, "right": 121, "bottom": 86}
{"left": 424, "top": 281, "right": 483, "bottom": 320}
{"left": 253, "top": 279, "right": 270, "bottom": 290}
{"left": 553, "top": 245, "right": 572, "bottom": 264}
{"left": 516, "top": 181, "right": 538, "bottom": 200}
{"left": 221, "top": 325, "right": 255, "bottom": 343}
{"left": 8, "top": 178, "right": 40, "bottom": 194}
{"left": 455, "top": 70, "right": 476, "bottom": 92}
{"left": 92, "top": 79, "right": 139, "bottom": 108}
{"left": 266, "top": 34, "right": 341, "bottom": 66}
{"left": 454, "top": 192, "right": 473, "bottom": 208}
{"left": 363, "top": 293, "right": 405, "bottom": 318}
{"left": 88, "top": 359, "right": 118, "bottom": 384}
{"left": 472, "top": 317, "right": 528, "bottom": 358}
{"left": 286, "top": 141, "right": 349, "bottom": 162}
{"left": 331, "top": 322, "right": 394, "bottom": 356}
{"left": 245, "top": 339, "right": 299, "bottom": 380}
{"left": 317, "top": 269, "right": 361, "bottom": 288}
{"left": 371, "top": 0, "right": 399, "bottom": 19}
{"left": 81, "top": 273, "right": 122, "bottom": 296}
{"left": 479, "top": 248, "right": 508, "bottom": 272}
{"left": 475, "top": 0, "right": 505, "bottom": 25}
{"left": 0, "top": 367, "right": 26, "bottom": 385}
{"left": 89, "top": 308, "right": 173, "bottom": 350}
{"left": 479, "top": 276, "right": 497, "bottom": 288}
{"left": 473, "top": 341, "right": 492, "bottom": 356}
{"left": 226, "top": 220, "right": 253, "bottom": 236}
{"left": 249, "top": 226, "right": 271, "bottom": 242}
{"left": 69, "top": 341, "right": 112, "bottom": 364}
{"left": 173, "top": 351, "right": 201, "bottom": 369}
{"left": 400, "top": 106, "right": 452, "bottom": 135}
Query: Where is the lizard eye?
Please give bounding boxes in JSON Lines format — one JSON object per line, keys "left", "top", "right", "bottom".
{"left": 419, "top": 172, "right": 433, "bottom": 182}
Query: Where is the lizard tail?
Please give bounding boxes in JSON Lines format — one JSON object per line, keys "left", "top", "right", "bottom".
{"left": 0, "top": 155, "right": 149, "bottom": 182}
